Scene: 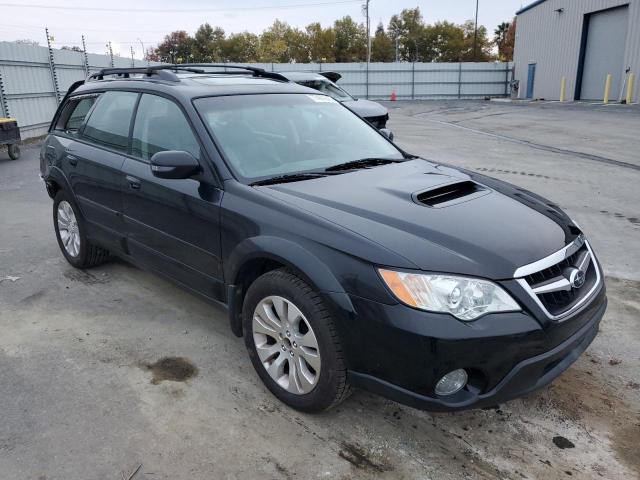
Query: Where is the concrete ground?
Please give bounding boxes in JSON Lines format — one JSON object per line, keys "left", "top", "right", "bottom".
{"left": 1, "top": 100, "right": 638, "bottom": 480}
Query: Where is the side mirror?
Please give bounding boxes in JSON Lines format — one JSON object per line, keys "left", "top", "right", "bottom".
{"left": 150, "top": 151, "right": 200, "bottom": 179}
{"left": 380, "top": 128, "right": 394, "bottom": 142}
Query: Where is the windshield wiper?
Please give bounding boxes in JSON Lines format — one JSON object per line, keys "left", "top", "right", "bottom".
{"left": 324, "top": 157, "right": 404, "bottom": 172}
{"left": 250, "top": 172, "right": 329, "bottom": 186}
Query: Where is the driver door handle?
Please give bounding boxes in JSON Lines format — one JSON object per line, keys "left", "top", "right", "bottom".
{"left": 126, "top": 175, "right": 141, "bottom": 190}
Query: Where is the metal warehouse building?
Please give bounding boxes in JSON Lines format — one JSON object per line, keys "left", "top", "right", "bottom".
{"left": 514, "top": 0, "right": 639, "bottom": 101}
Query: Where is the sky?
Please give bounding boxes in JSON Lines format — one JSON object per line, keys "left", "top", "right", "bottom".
{"left": 0, "top": 0, "right": 526, "bottom": 58}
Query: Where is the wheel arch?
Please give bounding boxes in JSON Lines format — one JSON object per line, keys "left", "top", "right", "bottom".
{"left": 44, "top": 166, "right": 73, "bottom": 201}
{"left": 226, "top": 236, "right": 349, "bottom": 337}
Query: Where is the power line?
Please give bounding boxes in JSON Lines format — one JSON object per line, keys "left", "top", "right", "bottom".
{"left": 0, "top": 0, "right": 361, "bottom": 13}
{"left": 0, "top": 22, "right": 173, "bottom": 33}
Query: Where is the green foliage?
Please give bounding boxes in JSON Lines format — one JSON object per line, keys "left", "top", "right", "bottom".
{"left": 148, "top": 7, "right": 502, "bottom": 64}
{"left": 333, "top": 16, "right": 367, "bottom": 62}
{"left": 371, "top": 23, "right": 394, "bottom": 62}
{"left": 495, "top": 19, "right": 515, "bottom": 61}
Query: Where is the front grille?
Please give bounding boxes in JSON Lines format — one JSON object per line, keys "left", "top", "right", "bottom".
{"left": 518, "top": 239, "right": 600, "bottom": 319}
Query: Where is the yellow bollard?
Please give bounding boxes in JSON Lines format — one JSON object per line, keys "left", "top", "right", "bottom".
{"left": 560, "top": 76, "right": 567, "bottom": 102}
{"left": 626, "top": 73, "right": 636, "bottom": 104}
{"left": 603, "top": 74, "right": 612, "bottom": 104}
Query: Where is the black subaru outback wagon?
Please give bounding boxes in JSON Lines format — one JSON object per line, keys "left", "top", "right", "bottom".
{"left": 41, "top": 65, "right": 606, "bottom": 413}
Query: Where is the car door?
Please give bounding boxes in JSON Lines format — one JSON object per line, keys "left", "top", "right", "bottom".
{"left": 64, "top": 90, "right": 138, "bottom": 251}
{"left": 121, "top": 93, "right": 225, "bottom": 300}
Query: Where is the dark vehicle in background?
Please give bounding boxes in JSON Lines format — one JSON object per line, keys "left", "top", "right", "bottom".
{"left": 281, "top": 71, "right": 391, "bottom": 131}
{"left": 40, "top": 65, "right": 606, "bottom": 413}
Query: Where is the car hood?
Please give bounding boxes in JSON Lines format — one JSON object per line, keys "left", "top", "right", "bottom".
{"left": 342, "top": 98, "right": 388, "bottom": 119}
{"left": 259, "top": 160, "right": 579, "bottom": 279}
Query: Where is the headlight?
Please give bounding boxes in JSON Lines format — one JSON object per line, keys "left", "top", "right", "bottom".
{"left": 378, "top": 269, "right": 520, "bottom": 321}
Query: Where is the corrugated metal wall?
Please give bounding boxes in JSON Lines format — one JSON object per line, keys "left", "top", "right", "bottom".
{"left": 0, "top": 41, "right": 512, "bottom": 139}
{"left": 0, "top": 42, "right": 160, "bottom": 138}
{"left": 257, "top": 62, "right": 512, "bottom": 100}
{"left": 514, "top": 0, "right": 640, "bottom": 101}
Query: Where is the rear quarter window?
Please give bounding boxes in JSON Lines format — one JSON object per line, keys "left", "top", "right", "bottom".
{"left": 55, "top": 96, "right": 97, "bottom": 134}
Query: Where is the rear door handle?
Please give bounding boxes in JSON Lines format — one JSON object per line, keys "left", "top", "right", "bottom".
{"left": 126, "top": 175, "right": 141, "bottom": 190}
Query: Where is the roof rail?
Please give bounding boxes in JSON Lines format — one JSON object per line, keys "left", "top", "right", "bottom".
{"left": 87, "top": 64, "right": 288, "bottom": 83}
{"left": 87, "top": 65, "right": 205, "bottom": 82}
{"left": 173, "top": 64, "right": 288, "bottom": 82}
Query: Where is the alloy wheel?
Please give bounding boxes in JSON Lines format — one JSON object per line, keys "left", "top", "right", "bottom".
{"left": 252, "top": 295, "right": 321, "bottom": 394}
{"left": 57, "top": 200, "right": 80, "bottom": 257}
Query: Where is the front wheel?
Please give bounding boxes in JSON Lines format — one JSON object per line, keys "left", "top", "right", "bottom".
{"left": 243, "top": 269, "right": 351, "bottom": 412}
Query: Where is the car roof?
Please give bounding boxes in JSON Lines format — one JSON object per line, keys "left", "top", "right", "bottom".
{"left": 70, "top": 73, "right": 320, "bottom": 101}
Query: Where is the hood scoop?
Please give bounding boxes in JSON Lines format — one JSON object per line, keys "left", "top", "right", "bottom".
{"left": 414, "top": 181, "right": 489, "bottom": 208}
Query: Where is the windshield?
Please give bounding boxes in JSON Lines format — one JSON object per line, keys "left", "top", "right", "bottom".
{"left": 194, "top": 93, "right": 403, "bottom": 182}
{"left": 296, "top": 79, "right": 353, "bottom": 101}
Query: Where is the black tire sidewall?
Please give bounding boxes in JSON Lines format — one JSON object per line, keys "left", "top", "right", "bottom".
{"left": 243, "top": 270, "right": 344, "bottom": 412}
{"left": 8, "top": 144, "right": 20, "bottom": 160}
{"left": 53, "top": 191, "right": 90, "bottom": 268}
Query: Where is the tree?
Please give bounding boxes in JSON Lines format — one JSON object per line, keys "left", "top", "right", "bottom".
{"left": 501, "top": 18, "right": 516, "bottom": 61}
{"left": 333, "top": 16, "right": 366, "bottom": 62}
{"left": 305, "top": 22, "right": 335, "bottom": 62}
{"left": 152, "top": 30, "right": 194, "bottom": 63}
{"left": 192, "top": 23, "right": 226, "bottom": 62}
{"left": 388, "top": 7, "right": 424, "bottom": 61}
{"left": 371, "top": 23, "right": 394, "bottom": 62}
{"left": 61, "top": 46, "right": 83, "bottom": 52}
{"left": 225, "top": 32, "right": 259, "bottom": 62}
{"left": 494, "top": 21, "right": 513, "bottom": 61}
{"left": 461, "top": 20, "right": 494, "bottom": 61}
{"left": 421, "top": 21, "right": 466, "bottom": 62}
{"left": 285, "top": 26, "right": 310, "bottom": 63}
{"left": 258, "top": 20, "right": 291, "bottom": 62}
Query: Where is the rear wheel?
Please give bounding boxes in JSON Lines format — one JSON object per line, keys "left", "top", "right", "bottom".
{"left": 243, "top": 269, "right": 350, "bottom": 412}
{"left": 7, "top": 144, "right": 20, "bottom": 160}
{"left": 53, "top": 191, "right": 109, "bottom": 268}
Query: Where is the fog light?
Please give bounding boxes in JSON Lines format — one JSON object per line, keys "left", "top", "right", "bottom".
{"left": 435, "top": 369, "right": 468, "bottom": 396}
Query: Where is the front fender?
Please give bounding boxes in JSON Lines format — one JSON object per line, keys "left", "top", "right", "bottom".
{"left": 225, "top": 235, "right": 363, "bottom": 337}
{"left": 226, "top": 235, "right": 346, "bottom": 294}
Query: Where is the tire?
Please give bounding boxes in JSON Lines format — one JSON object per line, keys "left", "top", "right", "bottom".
{"left": 8, "top": 144, "right": 20, "bottom": 160}
{"left": 243, "top": 268, "right": 351, "bottom": 412}
{"left": 53, "top": 190, "right": 110, "bottom": 268}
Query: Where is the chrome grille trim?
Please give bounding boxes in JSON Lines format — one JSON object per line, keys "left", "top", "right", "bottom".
{"left": 515, "top": 239, "right": 602, "bottom": 321}
{"left": 513, "top": 234, "right": 585, "bottom": 278}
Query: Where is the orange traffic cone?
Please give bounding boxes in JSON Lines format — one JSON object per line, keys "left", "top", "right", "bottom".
{"left": 390, "top": 90, "right": 397, "bottom": 101}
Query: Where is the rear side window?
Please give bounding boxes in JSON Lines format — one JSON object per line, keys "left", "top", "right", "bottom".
{"left": 131, "top": 94, "right": 200, "bottom": 161}
{"left": 82, "top": 91, "right": 138, "bottom": 152}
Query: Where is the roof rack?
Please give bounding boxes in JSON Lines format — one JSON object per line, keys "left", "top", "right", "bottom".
{"left": 87, "top": 64, "right": 288, "bottom": 83}
{"left": 176, "top": 64, "right": 288, "bottom": 81}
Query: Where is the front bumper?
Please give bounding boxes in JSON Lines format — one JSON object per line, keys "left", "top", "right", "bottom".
{"left": 331, "top": 283, "right": 606, "bottom": 412}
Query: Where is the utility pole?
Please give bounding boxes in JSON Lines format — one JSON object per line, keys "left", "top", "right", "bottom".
{"left": 130, "top": 46, "right": 135, "bottom": 67}
{"left": 395, "top": 36, "right": 399, "bottom": 62}
{"left": 362, "top": 0, "right": 371, "bottom": 99}
{"left": 473, "top": 0, "right": 479, "bottom": 61}
{"left": 362, "top": 0, "right": 371, "bottom": 64}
